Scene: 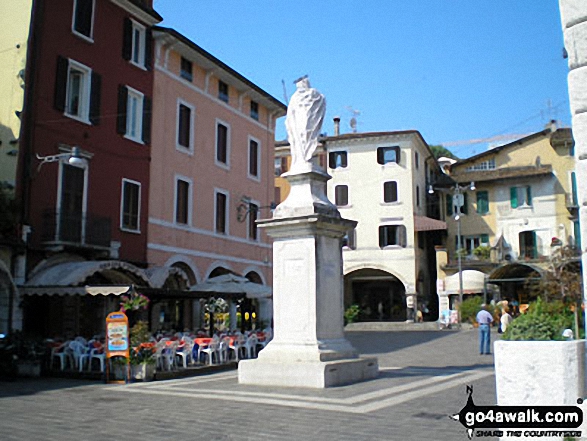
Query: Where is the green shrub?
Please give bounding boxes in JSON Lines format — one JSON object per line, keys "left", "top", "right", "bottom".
{"left": 459, "top": 296, "right": 494, "bottom": 324}
{"left": 502, "top": 298, "right": 573, "bottom": 341}
{"left": 344, "top": 304, "right": 361, "bottom": 325}
{"left": 473, "top": 245, "right": 491, "bottom": 260}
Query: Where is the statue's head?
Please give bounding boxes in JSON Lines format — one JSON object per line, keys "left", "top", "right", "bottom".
{"left": 294, "top": 75, "right": 310, "bottom": 89}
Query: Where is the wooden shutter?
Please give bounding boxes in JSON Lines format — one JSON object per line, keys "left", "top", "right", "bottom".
{"left": 399, "top": 226, "right": 407, "bottom": 247}
{"left": 378, "top": 226, "right": 385, "bottom": 248}
{"left": 526, "top": 186, "right": 532, "bottom": 206}
{"left": 54, "top": 56, "right": 68, "bottom": 112}
{"left": 142, "top": 96, "right": 152, "bottom": 144}
{"left": 89, "top": 71, "right": 101, "bottom": 125}
{"left": 510, "top": 187, "right": 518, "bottom": 208}
{"left": 446, "top": 194, "right": 453, "bottom": 216}
{"left": 117, "top": 85, "right": 128, "bottom": 135}
{"left": 122, "top": 17, "right": 132, "bottom": 61}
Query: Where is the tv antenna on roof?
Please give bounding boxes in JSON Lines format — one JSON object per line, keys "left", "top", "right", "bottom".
{"left": 346, "top": 106, "right": 361, "bottom": 133}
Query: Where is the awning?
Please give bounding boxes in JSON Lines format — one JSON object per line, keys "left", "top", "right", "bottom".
{"left": 25, "top": 260, "right": 152, "bottom": 288}
{"left": 444, "top": 270, "right": 486, "bottom": 294}
{"left": 414, "top": 215, "right": 447, "bottom": 232}
{"left": 144, "top": 266, "right": 190, "bottom": 289}
{"left": 191, "top": 274, "right": 272, "bottom": 299}
{"left": 21, "top": 285, "right": 132, "bottom": 296}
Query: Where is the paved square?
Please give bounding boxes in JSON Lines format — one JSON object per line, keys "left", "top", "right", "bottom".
{"left": 0, "top": 329, "right": 498, "bottom": 440}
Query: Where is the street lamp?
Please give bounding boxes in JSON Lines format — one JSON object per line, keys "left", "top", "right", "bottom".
{"left": 430, "top": 181, "right": 475, "bottom": 326}
{"left": 36, "top": 146, "right": 87, "bottom": 172}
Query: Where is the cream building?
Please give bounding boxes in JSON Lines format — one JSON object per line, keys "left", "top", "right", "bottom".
{"left": 322, "top": 130, "right": 446, "bottom": 321}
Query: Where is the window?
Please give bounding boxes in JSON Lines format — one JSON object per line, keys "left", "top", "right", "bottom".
{"left": 476, "top": 191, "right": 489, "bottom": 214}
{"left": 175, "top": 178, "right": 191, "bottom": 225}
{"left": 342, "top": 228, "right": 356, "bottom": 249}
{"left": 416, "top": 185, "right": 420, "bottom": 207}
{"left": 122, "top": 18, "right": 151, "bottom": 69}
{"left": 177, "top": 101, "right": 194, "bottom": 151}
{"left": 383, "top": 181, "right": 398, "bottom": 203}
{"left": 180, "top": 57, "right": 193, "bottom": 82}
{"left": 275, "top": 157, "right": 288, "bottom": 176}
{"left": 126, "top": 87, "right": 143, "bottom": 142}
{"left": 72, "top": 0, "right": 94, "bottom": 40}
{"left": 215, "top": 190, "right": 228, "bottom": 234}
{"left": 328, "top": 151, "right": 348, "bottom": 169}
{"left": 379, "top": 225, "right": 407, "bottom": 248}
{"left": 415, "top": 151, "right": 419, "bottom": 169}
{"left": 216, "top": 121, "right": 230, "bottom": 166}
{"left": 248, "top": 138, "right": 260, "bottom": 179}
{"left": 456, "top": 235, "right": 489, "bottom": 255}
{"left": 121, "top": 179, "right": 141, "bottom": 232}
{"left": 117, "top": 85, "right": 151, "bottom": 144}
{"left": 335, "top": 185, "right": 349, "bottom": 206}
{"left": 466, "top": 159, "right": 496, "bottom": 171}
{"left": 377, "top": 146, "right": 400, "bottom": 165}
{"left": 54, "top": 58, "right": 101, "bottom": 124}
{"left": 250, "top": 101, "right": 259, "bottom": 120}
{"left": 519, "top": 231, "right": 537, "bottom": 259}
{"left": 218, "top": 80, "right": 229, "bottom": 103}
{"left": 510, "top": 186, "right": 532, "bottom": 208}
{"left": 248, "top": 202, "right": 259, "bottom": 241}
{"left": 58, "top": 163, "right": 87, "bottom": 243}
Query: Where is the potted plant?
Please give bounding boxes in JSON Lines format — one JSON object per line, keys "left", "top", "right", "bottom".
{"left": 494, "top": 246, "right": 583, "bottom": 408}
{"left": 129, "top": 320, "right": 156, "bottom": 381}
{"left": 6, "top": 332, "right": 46, "bottom": 378}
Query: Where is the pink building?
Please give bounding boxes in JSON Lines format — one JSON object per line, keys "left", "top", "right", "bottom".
{"left": 147, "top": 27, "right": 286, "bottom": 331}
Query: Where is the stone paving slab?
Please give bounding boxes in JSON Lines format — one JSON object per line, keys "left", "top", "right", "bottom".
{"left": 0, "top": 330, "right": 498, "bottom": 441}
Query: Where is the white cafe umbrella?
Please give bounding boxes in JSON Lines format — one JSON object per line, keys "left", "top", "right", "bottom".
{"left": 190, "top": 274, "right": 272, "bottom": 299}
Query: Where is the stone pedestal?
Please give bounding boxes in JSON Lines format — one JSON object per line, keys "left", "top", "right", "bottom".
{"left": 238, "top": 169, "right": 378, "bottom": 388}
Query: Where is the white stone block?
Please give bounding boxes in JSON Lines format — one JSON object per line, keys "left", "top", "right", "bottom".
{"left": 564, "top": 21, "right": 587, "bottom": 69}
{"left": 568, "top": 66, "right": 587, "bottom": 115}
{"left": 495, "top": 340, "right": 584, "bottom": 406}
{"left": 572, "top": 111, "right": 587, "bottom": 158}
{"left": 559, "top": 0, "right": 587, "bottom": 30}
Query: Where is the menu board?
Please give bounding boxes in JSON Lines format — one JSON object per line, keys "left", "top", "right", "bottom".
{"left": 106, "top": 312, "right": 129, "bottom": 358}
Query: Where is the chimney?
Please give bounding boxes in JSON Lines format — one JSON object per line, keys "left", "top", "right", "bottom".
{"left": 333, "top": 116, "right": 341, "bottom": 136}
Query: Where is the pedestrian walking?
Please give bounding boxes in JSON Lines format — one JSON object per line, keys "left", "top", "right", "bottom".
{"left": 500, "top": 307, "right": 513, "bottom": 333}
{"left": 476, "top": 304, "right": 493, "bottom": 355}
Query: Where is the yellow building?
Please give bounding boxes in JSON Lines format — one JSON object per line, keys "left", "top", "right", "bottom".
{"left": 0, "top": 0, "right": 33, "bottom": 192}
{"left": 437, "top": 126, "right": 576, "bottom": 308}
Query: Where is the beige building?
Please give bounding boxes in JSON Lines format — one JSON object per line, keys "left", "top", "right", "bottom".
{"left": 437, "top": 126, "right": 576, "bottom": 308}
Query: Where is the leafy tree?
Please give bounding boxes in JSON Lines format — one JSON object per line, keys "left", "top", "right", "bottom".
{"left": 429, "top": 144, "right": 459, "bottom": 160}
{"left": 525, "top": 245, "right": 582, "bottom": 338}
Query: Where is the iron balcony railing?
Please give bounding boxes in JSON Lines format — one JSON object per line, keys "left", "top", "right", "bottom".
{"left": 41, "top": 209, "right": 111, "bottom": 248}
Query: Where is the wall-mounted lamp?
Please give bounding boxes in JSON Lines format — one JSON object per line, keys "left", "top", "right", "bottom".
{"left": 236, "top": 196, "right": 277, "bottom": 222}
{"left": 36, "top": 146, "right": 87, "bottom": 172}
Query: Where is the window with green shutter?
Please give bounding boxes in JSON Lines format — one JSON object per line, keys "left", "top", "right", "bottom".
{"left": 511, "top": 186, "right": 532, "bottom": 208}
{"left": 476, "top": 191, "right": 489, "bottom": 214}
{"left": 510, "top": 187, "right": 518, "bottom": 208}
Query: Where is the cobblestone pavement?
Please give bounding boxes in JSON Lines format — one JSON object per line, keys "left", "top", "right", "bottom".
{"left": 0, "top": 329, "right": 498, "bottom": 441}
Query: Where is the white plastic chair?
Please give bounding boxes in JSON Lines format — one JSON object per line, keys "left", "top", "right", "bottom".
{"left": 51, "top": 341, "right": 71, "bottom": 371}
{"left": 244, "top": 334, "right": 258, "bottom": 359}
{"left": 175, "top": 338, "right": 192, "bottom": 368}
{"left": 229, "top": 335, "right": 246, "bottom": 361}
{"left": 200, "top": 341, "right": 219, "bottom": 365}
{"left": 218, "top": 338, "right": 231, "bottom": 363}
{"left": 88, "top": 347, "right": 105, "bottom": 372}
{"left": 69, "top": 341, "right": 89, "bottom": 372}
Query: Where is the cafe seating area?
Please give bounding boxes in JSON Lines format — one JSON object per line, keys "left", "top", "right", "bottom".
{"left": 44, "top": 328, "right": 272, "bottom": 379}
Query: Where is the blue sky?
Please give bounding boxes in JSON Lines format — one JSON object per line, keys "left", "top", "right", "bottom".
{"left": 153, "top": 0, "right": 571, "bottom": 158}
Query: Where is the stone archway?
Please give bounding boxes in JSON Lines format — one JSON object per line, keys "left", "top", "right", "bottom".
{"left": 344, "top": 268, "right": 407, "bottom": 322}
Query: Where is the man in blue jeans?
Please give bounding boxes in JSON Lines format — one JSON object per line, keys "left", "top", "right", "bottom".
{"left": 476, "top": 304, "right": 493, "bottom": 355}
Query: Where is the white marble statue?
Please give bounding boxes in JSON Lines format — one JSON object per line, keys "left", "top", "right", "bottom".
{"left": 285, "top": 76, "right": 326, "bottom": 172}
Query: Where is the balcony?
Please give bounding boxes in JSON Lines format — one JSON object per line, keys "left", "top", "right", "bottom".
{"left": 566, "top": 194, "right": 579, "bottom": 218}
{"left": 41, "top": 209, "right": 111, "bottom": 250}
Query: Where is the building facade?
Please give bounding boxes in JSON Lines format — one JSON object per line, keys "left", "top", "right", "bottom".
{"left": 8, "top": 0, "right": 162, "bottom": 337}
{"left": 437, "top": 126, "right": 577, "bottom": 309}
{"left": 147, "top": 27, "right": 286, "bottom": 331}
{"left": 322, "top": 131, "right": 446, "bottom": 321}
